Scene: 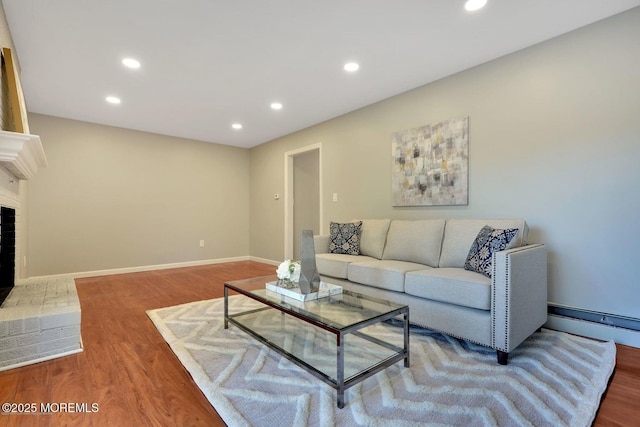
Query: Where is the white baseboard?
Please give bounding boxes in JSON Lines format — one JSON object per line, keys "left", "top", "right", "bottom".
{"left": 545, "top": 315, "right": 640, "bottom": 348}
{"left": 248, "top": 256, "right": 280, "bottom": 266}
{"left": 28, "top": 256, "right": 254, "bottom": 280}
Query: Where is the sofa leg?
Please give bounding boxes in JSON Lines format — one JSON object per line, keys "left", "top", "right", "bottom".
{"left": 497, "top": 350, "right": 509, "bottom": 365}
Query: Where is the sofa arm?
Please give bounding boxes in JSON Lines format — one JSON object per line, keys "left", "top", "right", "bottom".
{"left": 314, "top": 234, "right": 330, "bottom": 254}
{"left": 491, "top": 244, "right": 547, "bottom": 355}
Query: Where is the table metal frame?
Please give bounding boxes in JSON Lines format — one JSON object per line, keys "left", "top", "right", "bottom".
{"left": 224, "top": 281, "right": 409, "bottom": 408}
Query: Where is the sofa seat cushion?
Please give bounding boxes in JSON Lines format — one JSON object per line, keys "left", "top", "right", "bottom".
{"left": 348, "top": 260, "right": 428, "bottom": 293}
{"left": 316, "top": 253, "right": 376, "bottom": 279}
{"left": 405, "top": 268, "right": 491, "bottom": 310}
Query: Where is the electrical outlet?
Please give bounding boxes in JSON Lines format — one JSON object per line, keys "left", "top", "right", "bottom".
{"left": 199, "top": 240, "right": 205, "bottom": 247}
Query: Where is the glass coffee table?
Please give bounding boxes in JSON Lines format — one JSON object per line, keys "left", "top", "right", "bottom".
{"left": 224, "top": 276, "right": 409, "bottom": 408}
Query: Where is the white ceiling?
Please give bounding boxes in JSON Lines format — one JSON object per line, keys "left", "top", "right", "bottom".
{"left": 3, "top": 1, "right": 640, "bottom": 148}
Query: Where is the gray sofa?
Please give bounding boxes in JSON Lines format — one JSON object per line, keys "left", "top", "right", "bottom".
{"left": 314, "top": 219, "right": 547, "bottom": 364}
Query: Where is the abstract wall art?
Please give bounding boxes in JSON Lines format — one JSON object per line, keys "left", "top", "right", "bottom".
{"left": 392, "top": 116, "right": 469, "bottom": 206}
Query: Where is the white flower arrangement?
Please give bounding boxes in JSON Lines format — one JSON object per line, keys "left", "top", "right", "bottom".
{"left": 276, "top": 259, "right": 301, "bottom": 287}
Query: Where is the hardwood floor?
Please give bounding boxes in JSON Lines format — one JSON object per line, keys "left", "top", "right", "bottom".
{"left": 0, "top": 261, "right": 638, "bottom": 426}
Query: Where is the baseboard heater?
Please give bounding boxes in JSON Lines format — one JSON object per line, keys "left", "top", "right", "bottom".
{"left": 548, "top": 304, "right": 640, "bottom": 332}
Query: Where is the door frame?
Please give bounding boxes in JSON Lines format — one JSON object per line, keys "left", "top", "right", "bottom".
{"left": 284, "top": 143, "right": 323, "bottom": 260}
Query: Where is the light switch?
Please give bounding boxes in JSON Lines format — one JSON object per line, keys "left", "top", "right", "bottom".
{"left": 332, "top": 193, "right": 338, "bottom": 202}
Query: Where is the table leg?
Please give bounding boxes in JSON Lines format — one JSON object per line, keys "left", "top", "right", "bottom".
{"left": 337, "top": 331, "right": 345, "bottom": 408}
{"left": 404, "top": 308, "right": 410, "bottom": 368}
{"left": 224, "top": 286, "right": 229, "bottom": 329}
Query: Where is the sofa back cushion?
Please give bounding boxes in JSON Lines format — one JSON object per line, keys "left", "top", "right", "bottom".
{"left": 382, "top": 219, "right": 445, "bottom": 267}
{"left": 354, "top": 219, "right": 391, "bottom": 259}
{"left": 439, "top": 219, "right": 528, "bottom": 268}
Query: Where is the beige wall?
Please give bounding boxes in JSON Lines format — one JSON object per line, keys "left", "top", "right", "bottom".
{"left": 249, "top": 8, "right": 640, "bottom": 319}
{"left": 27, "top": 114, "right": 250, "bottom": 276}
{"left": 0, "top": 22, "right": 14, "bottom": 131}
{"left": 0, "top": 5, "right": 15, "bottom": 56}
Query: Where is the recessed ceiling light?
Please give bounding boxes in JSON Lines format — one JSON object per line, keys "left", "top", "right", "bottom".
{"left": 464, "top": 0, "right": 487, "bottom": 12}
{"left": 106, "top": 96, "right": 121, "bottom": 104}
{"left": 232, "top": 123, "right": 243, "bottom": 130}
{"left": 122, "top": 57, "right": 141, "bottom": 69}
{"left": 270, "top": 102, "right": 283, "bottom": 110}
{"left": 344, "top": 62, "right": 359, "bottom": 72}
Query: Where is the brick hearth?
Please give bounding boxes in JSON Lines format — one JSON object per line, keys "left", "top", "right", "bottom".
{"left": 0, "top": 276, "right": 82, "bottom": 370}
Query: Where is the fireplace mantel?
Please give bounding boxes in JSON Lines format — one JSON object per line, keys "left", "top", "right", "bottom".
{"left": 0, "top": 130, "right": 47, "bottom": 180}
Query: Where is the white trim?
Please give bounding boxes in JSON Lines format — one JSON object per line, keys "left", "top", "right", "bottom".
{"left": 28, "top": 257, "right": 251, "bottom": 280}
{"left": 248, "top": 256, "right": 280, "bottom": 266}
{"left": 283, "top": 143, "right": 323, "bottom": 260}
{"left": 0, "top": 131, "right": 47, "bottom": 180}
{"left": 545, "top": 315, "right": 640, "bottom": 348}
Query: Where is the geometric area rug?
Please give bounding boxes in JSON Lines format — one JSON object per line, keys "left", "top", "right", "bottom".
{"left": 147, "top": 296, "right": 616, "bottom": 427}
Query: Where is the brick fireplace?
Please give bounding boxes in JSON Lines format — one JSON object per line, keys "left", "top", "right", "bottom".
{"left": 0, "top": 129, "right": 48, "bottom": 290}
{"left": 0, "top": 206, "right": 15, "bottom": 305}
{"left": 0, "top": 130, "right": 83, "bottom": 371}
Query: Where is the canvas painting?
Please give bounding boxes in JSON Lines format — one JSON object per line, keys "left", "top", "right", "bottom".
{"left": 392, "top": 116, "right": 469, "bottom": 206}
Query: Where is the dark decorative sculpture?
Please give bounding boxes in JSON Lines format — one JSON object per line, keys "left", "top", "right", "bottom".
{"left": 298, "top": 230, "right": 321, "bottom": 294}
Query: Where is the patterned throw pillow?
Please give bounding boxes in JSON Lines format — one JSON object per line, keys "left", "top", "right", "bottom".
{"left": 329, "top": 221, "right": 363, "bottom": 255}
{"left": 464, "top": 226, "right": 519, "bottom": 278}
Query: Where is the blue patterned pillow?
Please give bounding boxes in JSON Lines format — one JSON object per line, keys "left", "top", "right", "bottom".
{"left": 329, "top": 221, "right": 363, "bottom": 255}
{"left": 464, "top": 226, "right": 519, "bottom": 277}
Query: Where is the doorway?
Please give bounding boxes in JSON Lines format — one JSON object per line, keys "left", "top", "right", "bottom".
{"left": 284, "top": 144, "right": 322, "bottom": 260}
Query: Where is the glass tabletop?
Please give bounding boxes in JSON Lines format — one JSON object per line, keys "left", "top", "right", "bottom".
{"left": 225, "top": 276, "right": 407, "bottom": 332}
